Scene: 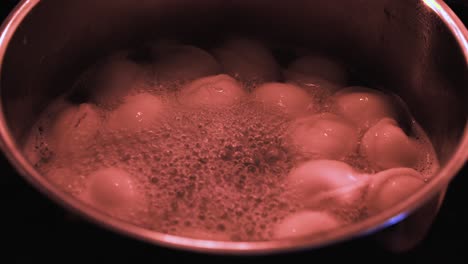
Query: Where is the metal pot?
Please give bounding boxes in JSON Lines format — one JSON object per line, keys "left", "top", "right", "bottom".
{"left": 0, "top": 0, "right": 467, "bottom": 255}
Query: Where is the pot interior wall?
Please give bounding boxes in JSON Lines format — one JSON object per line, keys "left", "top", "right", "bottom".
{"left": 1, "top": 0, "right": 467, "bottom": 166}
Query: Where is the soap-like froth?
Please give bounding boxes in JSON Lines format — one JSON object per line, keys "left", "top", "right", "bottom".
{"left": 46, "top": 167, "right": 84, "bottom": 195}
{"left": 367, "top": 168, "right": 425, "bottom": 214}
{"left": 48, "top": 103, "right": 101, "bottom": 157}
{"left": 106, "top": 92, "right": 166, "bottom": 132}
{"left": 213, "top": 37, "right": 281, "bottom": 83}
{"left": 150, "top": 44, "right": 221, "bottom": 84}
{"left": 287, "top": 113, "right": 358, "bottom": 159}
{"left": 251, "top": 82, "right": 313, "bottom": 117}
{"left": 286, "top": 160, "right": 361, "bottom": 203}
{"left": 361, "top": 118, "right": 420, "bottom": 170}
{"left": 333, "top": 86, "right": 398, "bottom": 130}
{"left": 178, "top": 74, "right": 246, "bottom": 108}
{"left": 55, "top": 102, "right": 297, "bottom": 241}
{"left": 81, "top": 167, "right": 142, "bottom": 216}
{"left": 26, "top": 39, "right": 440, "bottom": 242}
{"left": 287, "top": 55, "right": 348, "bottom": 85}
{"left": 273, "top": 211, "right": 340, "bottom": 239}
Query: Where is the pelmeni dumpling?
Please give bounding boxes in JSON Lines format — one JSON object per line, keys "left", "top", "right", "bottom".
{"left": 48, "top": 102, "right": 102, "bottom": 157}
{"left": 285, "top": 160, "right": 366, "bottom": 207}
{"left": 332, "top": 86, "right": 398, "bottom": 130}
{"left": 178, "top": 74, "right": 246, "bottom": 108}
{"left": 74, "top": 52, "right": 148, "bottom": 107}
{"left": 283, "top": 70, "right": 342, "bottom": 99}
{"left": 287, "top": 113, "right": 358, "bottom": 159}
{"left": 151, "top": 44, "right": 221, "bottom": 84}
{"left": 81, "top": 167, "right": 143, "bottom": 216}
{"left": 106, "top": 92, "right": 166, "bottom": 132}
{"left": 360, "top": 118, "right": 420, "bottom": 170}
{"left": 286, "top": 54, "right": 348, "bottom": 85}
{"left": 212, "top": 37, "right": 281, "bottom": 83}
{"left": 273, "top": 211, "right": 340, "bottom": 239}
{"left": 251, "top": 82, "right": 313, "bottom": 117}
{"left": 366, "top": 168, "right": 425, "bottom": 214}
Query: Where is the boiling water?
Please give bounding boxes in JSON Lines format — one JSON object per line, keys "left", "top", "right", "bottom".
{"left": 24, "top": 37, "right": 439, "bottom": 241}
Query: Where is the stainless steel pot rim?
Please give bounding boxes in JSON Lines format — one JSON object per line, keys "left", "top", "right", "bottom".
{"left": 0, "top": 0, "right": 467, "bottom": 255}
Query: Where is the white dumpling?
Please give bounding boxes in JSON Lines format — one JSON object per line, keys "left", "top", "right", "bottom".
{"left": 367, "top": 168, "right": 425, "bottom": 214}
{"left": 151, "top": 44, "right": 221, "bottom": 84}
{"left": 212, "top": 37, "right": 281, "bottom": 82}
{"left": 273, "top": 211, "right": 340, "bottom": 239}
{"left": 49, "top": 103, "right": 101, "bottom": 157}
{"left": 251, "top": 82, "right": 313, "bottom": 117}
{"left": 178, "top": 74, "right": 246, "bottom": 108}
{"left": 361, "top": 118, "right": 420, "bottom": 170}
{"left": 332, "top": 86, "right": 398, "bottom": 130}
{"left": 287, "top": 54, "right": 348, "bottom": 85}
{"left": 285, "top": 160, "right": 364, "bottom": 206}
{"left": 283, "top": 70, "right": 342, "bottom": 99}
{"left": 81, "top": 167, "right": 142, "bottom": 215}
{"left": 288, "top": 113, "right": 358, "bottom": 159}
{"left": 71, "top": 52, "right": 147, "bottom": 106}
{"left": 106, "top": 92, "right": 166, "bottom": 132}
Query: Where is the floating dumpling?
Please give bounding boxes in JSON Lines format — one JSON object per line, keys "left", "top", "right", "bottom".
{"left": 286, "top": 54, "right": 348, "bottom": 86}
{"left": 287, "top": 113, "right": 358, "bottom": 159}
{"left": 284, "top": 70, "right": 342, "bottom": 100}
{"left": 178, "top": 74, "right": 246, "bottom": 108}
{"left": 212, "top": 37, "right": 281, "bottom": 83}
{"left": 274, "top": 211, "right": 340, "bottom": 239}
{"left": 48, "top": 102, "right": 101, "bottom": 157}
{"left": 151, "top": 44, "right": 221, "bottom": 84}
{"left": 285, "top": 160, "right": 365, "bottom": 207}
{"left": 251, "top": 82, "right": 313, "bottom": 117}
{"left": 360, "top": 118, "right": 420, "bottom": 170}
{"left": 81, "top": 167, "right": 143, "bottom": 216}
{"left": 332, "top": 86, "right": 398, "bottom": 130}
{"left": 366, "top": 168, "right": 425, "bottom": 214}
{"left": 73, "top": 52, "right": 148, "bottom": 107}
{"left": 106, "top": 92, "right": 166, "bottom": 132}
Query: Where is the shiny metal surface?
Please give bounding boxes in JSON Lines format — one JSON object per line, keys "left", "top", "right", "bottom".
{"left": 0, "top": 0, "right": 467, "bottom": 254}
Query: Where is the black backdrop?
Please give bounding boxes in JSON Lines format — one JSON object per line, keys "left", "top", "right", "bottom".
{"left": 1, "top": 0, "right": 467, "bottom": 262}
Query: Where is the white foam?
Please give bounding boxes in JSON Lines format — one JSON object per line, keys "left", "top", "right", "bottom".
{"left": 24, "top": 39, "right": 440, "bottom": 242}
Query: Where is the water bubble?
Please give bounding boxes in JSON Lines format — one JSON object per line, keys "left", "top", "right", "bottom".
{"left": 29, "top": 46, "right": 439, "bottom": 243}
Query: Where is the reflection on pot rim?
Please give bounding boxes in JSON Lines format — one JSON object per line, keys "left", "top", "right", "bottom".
{"left": 0, "top": 0, "right": 467, "bottom": 254}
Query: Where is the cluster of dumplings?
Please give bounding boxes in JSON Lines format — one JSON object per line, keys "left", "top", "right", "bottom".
{"left": 25, "top": 36, "right": 438, "bottom": 241}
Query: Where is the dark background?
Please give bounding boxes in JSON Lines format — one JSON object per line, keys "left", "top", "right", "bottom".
{"left": 1, "top": 0, "right": 467, "bottom": 262}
